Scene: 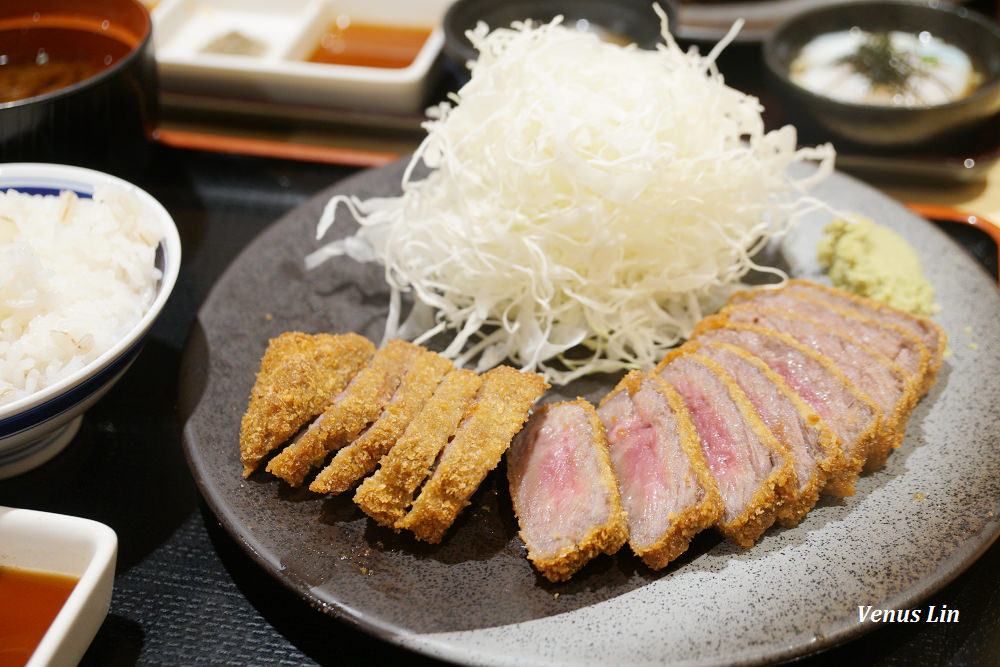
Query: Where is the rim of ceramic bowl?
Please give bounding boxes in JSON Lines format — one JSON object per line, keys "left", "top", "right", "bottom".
{"left": 762, "top": 0, "right": 1000, "bottom": 114}
{"left": 443, "top": 0, "right": 665, "bottom": 68}
{"left": 0, "top": 0, "right": 153, "bottom": 111}
{"left": 0, "top": 162, "right": 181, "bottom": 423}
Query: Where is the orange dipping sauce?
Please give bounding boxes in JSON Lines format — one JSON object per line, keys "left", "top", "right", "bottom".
{"left": 0, "top": 566, "right": 78, "bottom": 667}
{"left": 307, "top": 18, "right": 431, "bottom": 69}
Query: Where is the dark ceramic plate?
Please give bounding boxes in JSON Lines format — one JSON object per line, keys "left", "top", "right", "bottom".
{"left": 180, "top": 160, "right": 1000, "bottom": 665}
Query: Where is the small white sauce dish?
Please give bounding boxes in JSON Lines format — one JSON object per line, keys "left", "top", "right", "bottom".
{"left": 153, "top": 0, "right": 452, "bottom": 116}
{"left": 0, "top": 505, "right": 118, "bottom": 667}
{"left": 0, "top": 163, "right": 182, "bottom": 479}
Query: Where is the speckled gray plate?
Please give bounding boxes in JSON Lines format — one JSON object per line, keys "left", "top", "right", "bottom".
{"left": 181, "top": 160, "right": 1000, "bottom": 666}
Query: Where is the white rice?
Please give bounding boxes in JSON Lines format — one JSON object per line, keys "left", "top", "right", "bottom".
{"left": 0, "top": 186, "right": 163, "bottom": 408}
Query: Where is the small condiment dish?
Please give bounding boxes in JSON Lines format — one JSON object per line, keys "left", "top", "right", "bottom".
{"left": 0, "top": 505, "right": 118, "bottom": 667}
{"left": 0, "top": 163, "right": 181, "bottom": 479}
{"left": 153, "top": 0, "right": 452, "bottom": 115}
{"left": 762, "top": 0, "right": 1000, "bottom": 148}
{"left": 442, "top": 0, "right": 666, "bottom": 77}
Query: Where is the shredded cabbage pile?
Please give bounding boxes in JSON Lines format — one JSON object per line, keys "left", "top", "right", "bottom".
{"left": 307, "top": 9, "right": 835, "bottom": 384}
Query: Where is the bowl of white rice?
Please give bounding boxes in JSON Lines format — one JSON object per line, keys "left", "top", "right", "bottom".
{"left": 0, "top": 163, "right": 181, "bottom": 478}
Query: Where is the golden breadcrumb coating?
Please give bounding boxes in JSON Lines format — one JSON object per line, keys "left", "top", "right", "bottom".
{"left": 266, "top": 339, "right": 422, "bottom": 486}
{"left": 353, "top": 369, "right": 483, "bottom": 528}
{"left": 727, "top": 285, "right": 933, "bottom": 398}
{"left": 239, "top": 332, "right": 374, "bottom": 477}
{"left": 309, "top": 349, "right": 453, "bottom": 495}
{"left": 397, "top": 366, "right": 548, "bottom": 544}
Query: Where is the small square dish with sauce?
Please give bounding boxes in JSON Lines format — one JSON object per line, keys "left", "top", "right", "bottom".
{"left": 152, "top": 0, "right": 451, "bottom": 118}
{"left": 0, "top": 506, "right": 117, "bottom": 667}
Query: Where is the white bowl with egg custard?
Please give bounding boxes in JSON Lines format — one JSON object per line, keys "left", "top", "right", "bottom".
{"left": 0, "top": 163, "right": 181, "bottom": 478}
{"left": 762, "top": 0, "right": 1000, "bottom": 148}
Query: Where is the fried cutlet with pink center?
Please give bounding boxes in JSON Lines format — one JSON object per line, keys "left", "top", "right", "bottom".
{"left": 597, "top": 371, "right": 722, "bottom": 569}
{"left": 507, "top": 399, "right": 628, "bottom": 582}
{"left": 691, "top": 318, "right": 881, "bottom": 498}
{"left": 722, "top": 305, "right": 919, "bottom": 470}
{"left": 783, "top": 279, "right": 946, "bottom": 395}
{"left": 658, "top": 350, "right": 795, "bottom": 548}
{"left": 239, "top": 332, "right": 374, "bottom": 477}
{"left": 688, "top": 340, "right": 843, "bottom": 528}
{"left": 727, "top": 285, "right": 931, "bottom": 396}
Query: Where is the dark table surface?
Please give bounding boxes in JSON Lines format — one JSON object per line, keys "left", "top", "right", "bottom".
{"left": 1, "top": 134, "right": 998, "bottom": 666}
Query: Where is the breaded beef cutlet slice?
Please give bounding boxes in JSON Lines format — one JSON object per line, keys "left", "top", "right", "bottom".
{"left": 727, "top": 285, "right": 931, "bottom": 395}
{"left": 722, "top": 305, "right": 919, "bottom": 470}
{"left": 239, "top": 332, "right": 374, "bottom": 478}
{"left": 266, "top": 339, "right": 422, "bottom": 487}
{"left": 688, "top": 340, "right": 843, "bottom": 528}
{"left": 354, "top": 369, "right": 482, "bottom": 528}
{"left": 783, "top": 279, "right": 946, "bottom": 395}
{"left": 597, "top": 371, "right": 722, "bottom": 570}
{"left": 397, "top": 366, "right": 548, "bottom": 544}
{"left": 658, "top": 350, "right": 795, "bottom": 548}
{"left": 692, "top": 317, "right": 881, "bottom": 498}
{"left": 309, "top": 349, "right": 453, "bottom": 495}
{"left": 507, "top": 399, "right": 628, "bottom": 582}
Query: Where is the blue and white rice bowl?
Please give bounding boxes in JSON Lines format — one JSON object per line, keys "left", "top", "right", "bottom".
{"left": 0, "top": 163, "right": 180, "bottom": 478}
